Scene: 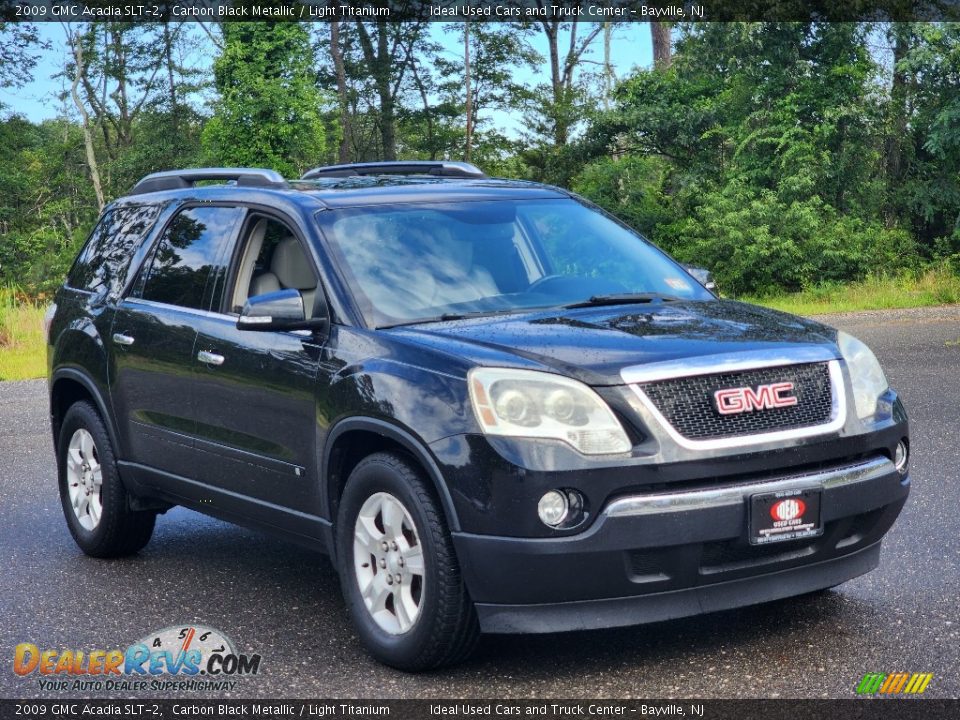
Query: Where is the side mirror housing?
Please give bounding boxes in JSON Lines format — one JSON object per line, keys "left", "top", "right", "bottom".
{"left": 683, "top": 265, "right": 717, "bottom": 292}
{"left": 237, "top": 289, "right": 329, "bottom": 333}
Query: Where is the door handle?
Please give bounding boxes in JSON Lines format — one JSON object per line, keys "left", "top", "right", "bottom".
{"left": 197, "top": 350, "right": 225, "bottom": 366}
{"left": 112, "top": 333, "right": 135, "bottom": 346}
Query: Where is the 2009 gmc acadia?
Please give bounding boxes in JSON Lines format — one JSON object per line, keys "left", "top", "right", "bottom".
{"left": 46, "top": 163, "right": 909, "bottom": 670}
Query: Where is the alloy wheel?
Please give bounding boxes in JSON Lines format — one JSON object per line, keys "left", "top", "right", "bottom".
{"left": 352, "top": 492, "right": 425, "bottom": 634}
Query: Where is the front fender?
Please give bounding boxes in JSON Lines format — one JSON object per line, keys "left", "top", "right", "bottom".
{"left": 321, "top": 416, "right": 462, "bottom": 535}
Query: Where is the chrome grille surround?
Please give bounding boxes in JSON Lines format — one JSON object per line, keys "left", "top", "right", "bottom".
{"left": 621, "top": 347, "right": 847, "bottom": 451}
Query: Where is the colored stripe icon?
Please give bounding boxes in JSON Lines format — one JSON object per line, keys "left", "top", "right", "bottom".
{"left": 857, "top": 672, "right": 933, "bottom": 694}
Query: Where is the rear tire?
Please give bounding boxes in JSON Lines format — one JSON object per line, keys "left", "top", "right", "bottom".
{"left": 57, "top": 401, "right": 155, "bottom": 558}
{"left": 336, "top": 451, "right": 479, "bottom": 670}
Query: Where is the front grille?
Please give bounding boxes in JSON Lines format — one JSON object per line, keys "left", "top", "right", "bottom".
{"left": 638, "top": 362, "right": 833, "bottom": 440}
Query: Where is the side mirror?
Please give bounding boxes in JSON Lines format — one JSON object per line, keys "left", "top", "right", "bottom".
{"left": 683, "top": 265, "right": 717, "bottom": 292}
{"left": 237, "top": 289, "right": 329, "bottom": 333}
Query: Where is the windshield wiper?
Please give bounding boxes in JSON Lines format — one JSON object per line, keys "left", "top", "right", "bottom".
{"left": 563, "top": 293, "right": 682, "bottom": 309}
{"left": 377, "top": 307, "right": 541, "bottom": 330}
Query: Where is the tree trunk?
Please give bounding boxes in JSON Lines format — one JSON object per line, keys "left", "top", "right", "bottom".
{"left": 163, "top": 24, "right": 177, "bottom": 108}
{"left": 546, "top": 23, "right": 566, "bottom": 146}
{"left": 64, "top": 25, "right": 105, "bottom": 212}
{"left": 464, "top": 22, "right": 472, "bottom": 162}
{"left": 329, "top": 18, "right": 352, "bottom": 163}
{"left": 650, "top": 22, "right": 672, "bottom": 68}
{"left": 603, "top": 22, "right": 614, "bottom": 109}
{"left": 411, "top": 60, "right": 436, "bottom": 160}
{"left": 537, "top": 18, "right": 601, "bottom": 146}
{"left": 355, "top": 20, "right": 397, "bottom": 160}
{"left": 376, "top": 23, "right": 396, "bottom": 160}
{"left": 884, "top": 24, "right": 911, "bottom": 228}
{"left": 162, "top": 23, "right": 178, "bottom": 132}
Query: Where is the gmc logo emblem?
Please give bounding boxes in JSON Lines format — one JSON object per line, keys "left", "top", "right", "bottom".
{"left": 714, "top": 382, "right": 798, "bottom": 415}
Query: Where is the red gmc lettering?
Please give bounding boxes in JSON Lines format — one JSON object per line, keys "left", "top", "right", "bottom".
{"left": 714, "top": 382, "right": 797, "bottom": 415}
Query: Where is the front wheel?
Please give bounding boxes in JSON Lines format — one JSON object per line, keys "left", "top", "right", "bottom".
{"left": 336, "top": 452, "right": 479, "bottom": 670}
{"left": 57, "top": 401, "right": 156, "bottom": 558}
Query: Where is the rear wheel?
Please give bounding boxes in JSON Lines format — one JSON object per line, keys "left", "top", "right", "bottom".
{"left": 336, "top": 451, "right": 479, "bottom": 670}
{"left": 57, "top": 402, "right": 155, "bottom": 558}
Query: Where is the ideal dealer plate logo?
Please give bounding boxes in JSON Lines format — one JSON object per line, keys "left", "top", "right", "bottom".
{"left": 13, "top": 624, "right": 261, "bottom": 692}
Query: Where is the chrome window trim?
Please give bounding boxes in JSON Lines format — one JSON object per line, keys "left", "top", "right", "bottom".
{"left": 621, "top": 350, "right": 847, "bottom": 451}
{"left": 122, "top": 298, "right": 317, "bottom": 340}
{"left": 123, "top": 296, "right": 233, "bottom": 321}
{"left": 604, "top": 455, "right": 894, "bottom": 519}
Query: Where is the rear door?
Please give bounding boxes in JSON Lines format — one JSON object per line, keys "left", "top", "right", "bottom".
{"left": 109, "top": 205, "right": 244, "bottom": 479}
{"left": 186, "top": 211, "right": 325, "bottom": 518}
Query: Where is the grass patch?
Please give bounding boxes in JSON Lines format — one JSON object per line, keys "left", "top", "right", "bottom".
{"left": 744, "top": 267, "right": 960, "bottom": 316}
{"left": 0, "top": 288, "right": 47, "bottom": 381}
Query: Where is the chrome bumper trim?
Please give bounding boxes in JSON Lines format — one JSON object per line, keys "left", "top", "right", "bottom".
{"left": 603, "top": 456, "right": 895, "bottom": 519}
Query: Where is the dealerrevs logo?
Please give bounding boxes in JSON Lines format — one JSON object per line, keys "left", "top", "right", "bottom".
{"left": 13, "top": 625, "right": 261, "bottom": 692}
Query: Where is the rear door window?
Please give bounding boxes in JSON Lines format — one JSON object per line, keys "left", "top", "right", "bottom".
{"left": 140, "top": 206, "right": 244, "bottom": 311}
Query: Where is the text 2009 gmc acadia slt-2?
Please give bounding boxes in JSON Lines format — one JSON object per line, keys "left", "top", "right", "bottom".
{"left": 46, "top": 163, "right": 909, "bottom": 670}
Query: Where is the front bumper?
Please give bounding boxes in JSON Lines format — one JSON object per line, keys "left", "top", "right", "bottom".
{"left": 452, "top": 456, "right": 909, "bottom": 634}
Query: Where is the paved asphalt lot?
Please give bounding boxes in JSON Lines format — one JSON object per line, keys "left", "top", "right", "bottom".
{"left": 1, "top": 305, "right": 958, "bottom": 700}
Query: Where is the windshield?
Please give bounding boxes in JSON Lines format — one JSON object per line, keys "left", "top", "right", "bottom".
{"left": 318, "top": 198, "right": 714, "bottom": 328}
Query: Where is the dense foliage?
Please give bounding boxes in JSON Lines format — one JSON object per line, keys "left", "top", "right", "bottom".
{"left": 1, "top": 21, "right": 958, "bottom": 298}
{"left": 202, "top": 23, "right": 331, "bottom": 177}
{"left": 571, "top": 23, "right": 960, "bottom": 294}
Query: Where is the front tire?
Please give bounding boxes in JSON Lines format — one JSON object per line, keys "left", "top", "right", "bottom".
{"left": 336, "top": 451, "right": 479, "bottom": 670}
{"left": 57, "top": 401, "right": 155, "bottom": 558}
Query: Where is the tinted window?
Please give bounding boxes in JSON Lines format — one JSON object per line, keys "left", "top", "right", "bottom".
{"left": 141, "top": 207, "right": 243, "bottom": 310}
{"left": 67, "top": 204, "right": 162, "bottom": 296}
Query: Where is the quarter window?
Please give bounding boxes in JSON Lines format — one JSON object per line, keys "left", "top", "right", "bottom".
{"left": 141, "top": 206, "right": 243, "bottom": 310}
{"left": 67, "top": 204, "right": 163, "bottom": 296}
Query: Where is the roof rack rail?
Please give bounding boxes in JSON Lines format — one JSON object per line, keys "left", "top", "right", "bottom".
{"left": 300, "top": 161, "right": 487, "bottom": 180}
{"left": 130, "top": 168, "right": 288, "bottom": 195}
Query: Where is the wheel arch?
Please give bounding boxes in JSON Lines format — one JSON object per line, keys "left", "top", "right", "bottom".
{"left": 322, "top": 417, "right": 461, "bottom": 535}
{"left": 50, "top": 369, "right": 120, "bottom": 455}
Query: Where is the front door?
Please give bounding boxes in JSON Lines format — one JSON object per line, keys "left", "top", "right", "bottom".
{"left": 186, "top": 213, "right": 325, "bottom": 524}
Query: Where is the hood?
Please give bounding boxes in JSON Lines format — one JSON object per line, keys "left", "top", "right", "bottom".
{"left": 388, "top": 300, "right": 840, "bottom": 386}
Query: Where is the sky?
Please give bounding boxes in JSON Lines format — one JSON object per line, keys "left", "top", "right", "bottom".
{"left": 2, "top": 22, "right": 654, "bottom": 139}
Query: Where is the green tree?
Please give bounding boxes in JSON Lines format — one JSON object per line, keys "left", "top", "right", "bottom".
{"left": 432, "top": 23, "right": 539, "bottom": 165}
{"left": 203, "top": 23, "right": 330, "bottom": 177}
{"left": 61, "top": 21, "right": 205, "bottom": 206}
{"left": 0, "top": 116, "right": 99, "bottom": 292}
{"left": 0, "top": 20, "right": 42, "bottom": 94}
{"left": 576, "top": 22, "right": 923, "bottom": 294}
{"left": 894, "top": 23, "right": 960, "bottom": 255}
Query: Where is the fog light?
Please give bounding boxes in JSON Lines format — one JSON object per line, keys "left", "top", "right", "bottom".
{"left": 895, "top": 441, "right": 908, "bottom": 475}
{"left": 538, "top": 490, "right": 569, "bottom": 527}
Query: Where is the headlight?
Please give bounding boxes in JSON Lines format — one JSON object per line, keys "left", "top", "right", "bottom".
{"left": 837, "top": 331, "right": 888, "bottom": 419}
{"left": 468, "top": 368, "right": 631, "bottom": 455}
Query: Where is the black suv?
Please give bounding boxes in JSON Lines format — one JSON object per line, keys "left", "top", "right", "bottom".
{"left": 47, "top": 163, "right": 910, "bottom": 670}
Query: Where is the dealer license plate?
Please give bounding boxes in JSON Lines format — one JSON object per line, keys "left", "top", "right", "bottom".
{"left": 749, "top": 487, "right": 823, "bottom": 545}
